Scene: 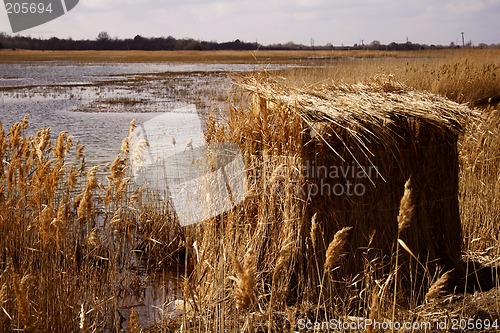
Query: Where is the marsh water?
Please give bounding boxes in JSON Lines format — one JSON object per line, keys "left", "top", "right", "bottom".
{"left": 0, "top": 61, "right": 282, "bottom": 165}
{"left": 0, "top": 60, "right": 287, "bottom": 330}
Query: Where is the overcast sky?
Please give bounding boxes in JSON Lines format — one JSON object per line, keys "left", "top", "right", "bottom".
{"left": 1, "top": 0, "right": 499, "bottom": 46}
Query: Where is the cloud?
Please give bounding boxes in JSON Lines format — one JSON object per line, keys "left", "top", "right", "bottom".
{"left": 81, "top": 0, "right": 146, "bottom": 11}
{"left": 0, "top": 0, "right": 498, "bottom": 45}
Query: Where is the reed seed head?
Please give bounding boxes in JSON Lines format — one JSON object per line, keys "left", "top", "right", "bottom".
{"left": 310, "top": 213, "right": 318, "bottom": 250}
{"left": 397, "top": 177, "right": 414, "bottom": 232}
{"left": 54, "top": 131, "right": 68, "bottom": 160}
{"left": 324, "top": 226, "right": 352, "bottom": 271}
{"left": 425, "top": 269, "right": 453, "bottom": 302}
{"left": 79, "top": 304, "right": 86, "bottom": 333}
{"left": 76, "top": 143, "right": 85, "bottom": 160}
{"left": 232, "top": 248, "right": 257, "bottom": 311}
{"left": 129, "top": 307, "right": 142, "bottom": 333}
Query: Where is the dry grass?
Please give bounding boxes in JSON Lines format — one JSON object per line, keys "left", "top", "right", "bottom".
{"left": 172, "top": 51, "right": 498, "bottom": 332}
{"left": 0, "top": 49, "right": 388, "bottom": 64}
{"left": 0, "top": 118, "right": 183, "bottom": 332}
{"left": 459, "top": 107, "right": 500, "bottom": 255}
{"left": 0, "top": 49, "right": 498, "bottom": 332}
{"left": 324, "top": 227, "right": 352, "bottom": 272}
{"left": 275, "top": 48, "right": 500, "bottom": 107}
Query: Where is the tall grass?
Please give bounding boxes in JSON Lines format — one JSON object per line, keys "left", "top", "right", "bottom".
{"left": 0, "top": 117, "right": 182, "bottom": 332}
{"left": 460, "top": 107, "right": 499, "bottom": 257}
{"left": 277, "top": 49, "right": 500, "bottom": 107}
{"left": 0, "top": 49, "right": 498, "bottom": 332}
{"left": 170, "top": 51, "right": 499, "bottom": 332}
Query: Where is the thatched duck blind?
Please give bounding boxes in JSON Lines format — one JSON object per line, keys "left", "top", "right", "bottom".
{"left": 194, "top": 75, "right": 479, "bottom": 312}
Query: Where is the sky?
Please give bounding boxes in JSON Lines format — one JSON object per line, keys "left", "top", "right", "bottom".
{"left": 1, "top": 0, "right": 499, "bottom": 46}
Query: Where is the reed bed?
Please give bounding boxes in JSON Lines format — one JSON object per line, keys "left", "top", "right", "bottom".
{"left": 460, "top": 107, "right": 500, "bottom": 257}
{"left": 0, "top": 117, "right": 182, "bottom": 332}
{"left": 0, "top": 49, "right": 438, "bottom": 64}
{"left": 277, "top": 49, "right": 500, "bottom": 107}
{"left": 0, "top": 49, "right": 498, "bottom": 332}
{"left": 168, "top": 74, "right": 493, "bottom": 332}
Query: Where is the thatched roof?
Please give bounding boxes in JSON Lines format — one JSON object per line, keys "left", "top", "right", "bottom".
{"left": 235, "top": 75, "right": 480, "bottom": 169}
{"left": 236, "top": 75, "right": 479, "bottom": 137}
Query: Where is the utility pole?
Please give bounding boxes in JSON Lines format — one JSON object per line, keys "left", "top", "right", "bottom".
{"left": 461, "top": 32, "right": 465, "bottom": 48}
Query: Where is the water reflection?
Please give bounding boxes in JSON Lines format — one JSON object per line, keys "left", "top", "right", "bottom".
{"left": 0, "top": 62, "right": 262, "bottom": 165}
{"left": 118, "top": 267, "right": 183, "bottom": 330}
{"left": 0, "top": 62, "right": 266, "bottom": 87}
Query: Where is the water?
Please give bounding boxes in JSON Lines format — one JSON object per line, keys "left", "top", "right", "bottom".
{"left": 0, "top": 62, "right": 267, "bottom": 87}
{"left": 0, "top": 96, "right": 156, "bottom": 164}
{"left": 0, "top": 61, "right": 271, "bottom": 166}
{"left": 0, "top": 60, "right": 267, "bottom": 330}
{"left": 118, "top": 267, "right": 184, "bottom": 330}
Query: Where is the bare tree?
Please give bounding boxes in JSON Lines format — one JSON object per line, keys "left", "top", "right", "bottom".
{"left": 97, "top": 31, "right": 110, "bottom": 41}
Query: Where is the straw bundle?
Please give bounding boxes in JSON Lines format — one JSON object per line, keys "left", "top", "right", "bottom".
{"left": 191, "top": 74, "right": 479, "bottom": 323}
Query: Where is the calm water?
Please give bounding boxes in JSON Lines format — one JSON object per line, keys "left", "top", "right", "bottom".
{"left": 0, "top": 61, "right": 277, "bottom": 166}
{"left": 0, "top": 62, "right": 265, "bottom": 87}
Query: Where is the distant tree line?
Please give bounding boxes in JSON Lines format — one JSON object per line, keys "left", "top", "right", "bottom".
{"left": 0, "top": 32, "right": 499, "bottom": 51}
{"left": 0, "top": 33, "right": 262, "bottom": 51}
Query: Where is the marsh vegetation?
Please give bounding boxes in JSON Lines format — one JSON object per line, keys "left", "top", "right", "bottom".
{"left": 0, "top": 48, "right": 498, "bottom": 332}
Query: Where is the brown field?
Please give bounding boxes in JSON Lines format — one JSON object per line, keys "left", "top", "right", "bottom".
{"left": 0, "top": 49, "right": 499, "bottom": 332}
{"left": 0, "top": 49, "right": 442, "bottom": 63}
